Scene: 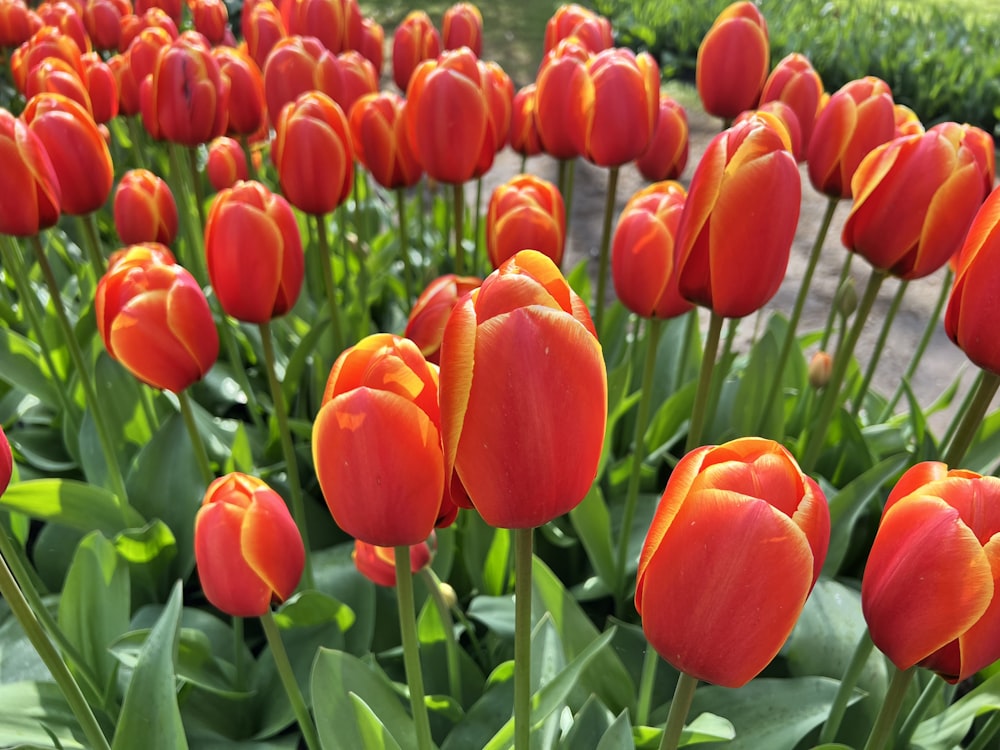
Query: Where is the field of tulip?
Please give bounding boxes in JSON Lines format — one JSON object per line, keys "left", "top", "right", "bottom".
{"left": 2, "top": 0, "right": 1000, "bottom": 749}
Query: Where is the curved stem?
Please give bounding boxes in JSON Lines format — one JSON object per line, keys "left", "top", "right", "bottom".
{"left": 852, "top": 280, "right": 908, "bottom": 419}
{"left": 943, "top": 370, "right": 1000, "bottom": 467}
{"left": 259, "top": 610, "right": 321, "bottom": 750}
{"left": 514, "top": 527, "right": 533, "bottom": 750}
{"left": 396, "top": 189, "right": 414, "bottom": 304}
{"left": 658, "top": 671, "right": 698, "bottom": 750}
{"left": 819, "top": 628, "right": 874, "bottom": 744}
{"left": 636, "top": 644, "right": 659, "bottom": 727}
{"left": 315, "top": 214, "right": 345, "bottom": 355}
{"left": 862, "top": 666, "right": 915, "bottom": 750}
{"left": 594, "top": 166, "right": 620, "bottom": 337}
{"left": 820, "top": 252, "right": 855, "bottom": 351}
{"left": 453, "top": 183, "right": 466, "bottom": 276}
{"left": 258, "top": 321, "right": 313, "bottom": 588}
{"left": 395, "top": 547, "right": 434, "bottom": 750}
{"left": 895, "top": 674, "right": 941, "bottom": 749}
{"left": 79, "top": 212, "right": 106, "bottom": 277}
{"left": 419, "top": 566, "right": 462, "bottom": 703}
{"left": 686, "top": 311, "right": 724, "bottom": 453}
{"left": 176, "top": 389, "right": 213, "bottom": 486}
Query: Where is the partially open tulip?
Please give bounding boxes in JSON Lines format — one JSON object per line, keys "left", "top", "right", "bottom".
{"left": 439, "top": 250, "right": 606, "bottom": 528}
{"left": 205, "top": 136, "right": 248, "bottom": 191}
{"left": 612, "top": 181, "right": 693, "bottom": 319}
{"left": 348, "top": 91, "right": 421, "bottom": 189}
{"left": 759, "top": 53, "right": 823, "bottom": 156}
{"left": 392, "top": 10, "right": 440, "bottom": 92}
{"left": 486, "top": 174, "right": 565, "bottom": 269}
{"left": 674, "top": 112, "right": 800, "bottom": 318}
{"left": 696, "top": 2, "right": 769, "bottom": 120}
{"left": 281, "top": 0, "right": 345, "bottom": 55}
{"left": 893, "top": 103, "right": 923, "bottom": 138}
{"left": 313, "top": 334, "right": 453, "bottom": 547}
{"left": 842, "top": 129, "right": 984, "bottom": 280}
{"left": 353, "top": 539, "right": 432, "bottom": 588}
{"left": 862, "top": 462, "right": 1000, "bottom": 683}
{"left": 543, "top": 3, "right": 611, "bottom": 55}
{"left": 113, "top": 168, "right": 177, "bottom": 245}
{"left": 0, "top": 108, "right": 60, "bottom": 237}
{"left": 636, "top": 93, "right": 688, "bottom": 181}
{"left": 636, "top": 437, "right": 830, "bottom": 688}
{"left": 95, "top": 244, "right": 218, "bottom": 392}
{"left": 442, "top": 2, "right": 481, "bottom": 56}
{"left": 195, "top": 472, "right": 305, "bottom": 617}
{"left": 205, "top": 180, "right": 303, "bottom": 322}
{"left": 404, "top": 273, "right": 482, "bottom": 364}
{"left": 930, "top": 121, "right": 996, "bottom": 199}
{"left": 509, "top": 83, "right": 542, "bottom": 158}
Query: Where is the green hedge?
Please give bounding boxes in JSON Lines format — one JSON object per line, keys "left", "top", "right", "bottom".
{"left": 593, "top": 0, "right": 1000, "bottom": 136}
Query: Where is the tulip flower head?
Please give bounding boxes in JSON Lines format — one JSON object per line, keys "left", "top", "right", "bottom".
{"left": 442, "top": 2, "right": 482, "bottom": 56}
{"left": 281, "top": 0, "right": 346, "bottom": 55}
{"left": 213, "top": 46, "right": 266, "bottom": 137}
{"left": 862, "top": 461, "right": 1000, "bottom": 683}
{"left": 243, "top": 0, "right": 285, "bottom": 70}
{"left": 404, "top": 273, "right": 482, "bottom": 364}
{"left": 353, "top": 538, "right": 433, "bottom": 588}
{"left": 205, "top": 136, "right": 249, "bottom": 192}
{"left": 113, "top": 168, "right": 177, "bottom": 245}
{"left": 759, "top": 52, "right": 824, "bottom": 155}
{"left": 543, "top": 3, "right": 612, "bottom": 55}
{"left": 348, "top": 91, "right": 422, "bottom": 190}
{"left": 486, "top": 174, "right": 565, "bottom": 269}
{"left": 636, "top": 93, "right": 689, "bottom": 181}
{"left": 893, "top": 103, "right": 924, "bottom": 138}
{"left": 636, "top": 437, "right": 830, "bottom": 688}
{"left": 0, "top": 108, "right": 61, "bottom": 237}
{"left": 509, "top": 83, "right": 542, "bottom": 158}
{"left": 533, "top": 38, "right": 589, "bottom": 161}
{"left": 696, "top": 2, "right": 769, "bottom": 120}
{"left": 392, "top": 10, "right": 440, "bottom": 92}
{"left": 0, "top": 0, "right": 41, "bottom": 49}
{"left": 195, "top": 472, "right": 305, "bottom": 618}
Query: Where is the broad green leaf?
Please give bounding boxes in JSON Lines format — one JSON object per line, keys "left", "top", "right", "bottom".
{"left": 440, "top": 663, "right": 513, "bottom": 750}
{"left": 0, "top": 327, "right": 59, "bottom": 407}
{"left": 312, "top": 544, "right": 377, "bottom": 656}
{"left": 272, "top": 591, "right": 355, "bottom": 633}
{"left": 531, "top": 616, "right": 567, "bottom": 747}
{"left": 0, "top": 479, "right": 142, "bottom": 535}
{"left": 568, "top": 485, "right": 616, "bottom": 593}
{"left": 113, "top": 521, "right": 178, "bottom": 605}
{"left": 596, "top": 710, "right": 635, "bottom": 750}
{"left": 467, "top": 596, "right": 515, "bottom": 639}
{"left": 111, "top": 582, "right": 187, "bottom": 750}
{"left": 963, "top": 407, "right": 1000, "bottom": 475}
{"left": 8, "top": 428, "right": 77, "bottom": 473}
{"left": 644, "top": 381, "right": 696, "bottom": 459}
{"left": 913, "top": 671, "right": 1000, "bottom": 749}
{"left": 733, "top": 325, "right": 785, "bottom": 440}
{"left": 0, "top": 682, "right": 87, "bottom": 748}
{"left": 460, "top": 512, "right": 511, "bottom": 597}
{"left": 349, "top": 693, "right": 404, "bottom": 750}
{"left": 558, "top": 695, "right": 614, "bottom": 750}
{"left": 633, "top": 712, "right": 737, "bottom": 748}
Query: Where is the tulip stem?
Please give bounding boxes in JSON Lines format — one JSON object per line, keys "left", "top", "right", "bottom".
{"left": 79, "top": 212, "right": 106, "bottom": 277}
{"left": 177, "top": 389, "right": 214, "bottom": 486}
{"left": 28, "top": 235, "right": 129, "bottom": 505}
{"left": 675, "top": 309, "right": 697, "bottom": 390}
{"left": 940, "top": 370, "right": 982, "bottom": 453}
{"left": 394, "top": 547, "right": 434, "bottom": 750}
{"left": 862, "top": 666, "right": 915, "bottom": 750}
{"left": 473, "top": 177, "right": 484, "bottom": 275}
{"left": 514, "top": 527, "right": 534, "bottom": 750}
{"left": 186, "top": 146, "right": 207, "bottom": 228}
{"left": 966, "top": 709, "right": 1000, "bottom": 750}
{"left": 760, "top": 196, "right": 838, "bottom": 432}
{"left": 0, "top": 545, "right": 112, "bottom": 750}
{"left": 801, "top": 268, "right": 887, "bottom": 474}
{"left": 125, "top": 116, "right": 149, "bottom": 170}
{"left": 167, "top": 142, "right": 208, "bottom": 286}
{"left": 896, "top": 674, "right": 942, "bottom": 749}
{"left": 453, "top": 183, "right": 466, "bottom": 276}
{"left": 232, "top": 616, "right": 246, "bottom": 691}
{"left": 594, "top": 166, "right": 620, "bottom": 337}
{"left": 396, "top": 189, "right": 415, "bottom": 304}
{"left": 616, "top": 317, "right": 664, "bottom": 613}
{"left": 852, "top": 280, "right": 908, "bottom": 420}
{"left": 419, "top": 566, "right": 462, "bottom": 704}
{"left": 636, "top": 644, "right": 660, "bottom": 727}
{"left": 315, "top": 214, "right": 345, "bottom": 355}
{"left": 259, "top": 609, "right": 321, "bottom": 750}
{"left": 818, "top": 628, "right": 874, "bottom": 744}
{"left": 686, "top": 311, "right": 724, "bottom": 452}
{"left": 258, "top": 320, "right": 313, "bottom": 589}
{"left": 943, "top": 370, "right": 1000, "bottom": 467}
{"left": 820, "top": 252, "right": 855, "bottom": 351}
{"left": 559, "top": 158, "right": 577, "bottom": 238}
{"left": 658, "top": 671, "right": 698, "bottom": 750}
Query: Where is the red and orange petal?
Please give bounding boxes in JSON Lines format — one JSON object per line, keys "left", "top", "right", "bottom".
{"left": 195, "top": 502, "right": 275, "bottom": 616}
{"left": 239, "top": 484, "right": 306, "bottom": 602}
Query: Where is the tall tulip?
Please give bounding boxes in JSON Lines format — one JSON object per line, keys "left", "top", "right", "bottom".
{"left": 696, "top": 1, "right": 769, "bottom": 121}
{"left": 759, "top": 53, "right": 823, "bottom": 156}
{"left": 113, "top": 168, "right": 177, "bottom": 245}
{"left": 442, "top": 1, "right": 481, "bottom": 56}
{"left": 348, "top": 91, "right": 421, "bottom": 190}
{"left": 636, "top": 437, "right": 829, "bottom": 688}
{"left": 636, "top": 93, "right": 688, "bottom": 182}
{"left": 0, "top": 108, "right": 61, "bottom": 236}
{"left": 392, "top": 10, "right": 440, "bottom": 92}
{"left": 533, "top": 38, "right": 588, "bottom": 161}
{"left": 486, "top": 174, "right": 565, "bottom": 269}
{"left": 403, "top": 273, "right": 482, "bottom": 364}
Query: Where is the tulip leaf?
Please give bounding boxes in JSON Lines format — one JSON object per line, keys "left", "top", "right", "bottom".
{"left": 460, "top": 512, "right": 512, "bottom": 597}
{"left": 311, "top": 648, "right": 418, "bottom": 750}
{"left": 416, "top": 600, "right": 485, "bottom": 710}
{"left": 311, "top": 544, "right": 377, "bottom": 656}
{"left": 467, "top": 596, "right": 516, "bottom": 638}
{"left": 568, "top": 484, "right": 616, "bottom": 593}
{"left": 272, "top": 590, "right": 355, "bottom": 633}
{"left": 596, "top": 710, "right": 635, "bottom": 750}
{"left": 733, "top": 318, "right": 796, "bottom": 441}
{"left": 0, "top": 682, "right": 87, "bottom": 748}
{"left": 112, "top": 581, "right": 188, "bottom": 750}
{"left": 280, "top": 316, "right": 331, "bottom": 407}
{"left": 643, "top": 381, "right": 697, "bottom": 460}
{"left": 0, "top": 478, "right": 142, "bottom": 535}
{"left": 349, "top": 693, "right": 405, "bottom": 750}
{"left": 0, "top": 327, "right": 60, "bottom": 408}
{"left": 962, "top": 406, "right": 1000, "bottom": 475}
{"left": 913, "top": 671, "right": 1000, "bottom": 749}
{"left": 7, "top": 427, "right": 78, "bottom": 473}
{"left": 558, "top": 695, "right": 615, "bottom": 750}
{"left": 113, "top": 520, "right": 178, "bottom": 603}
{"left": 632, "top": 712, "right": 736, "bottom": 748}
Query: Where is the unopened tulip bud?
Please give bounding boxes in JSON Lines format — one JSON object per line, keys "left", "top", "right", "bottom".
{"left": 438, "top": 581, "right": 458, "bottom": 609}
{"left": 837, "top": 278, "right": 858, "bottom": 319}
{"left": 808, "top": 351, "right": 832, "bottom": 389}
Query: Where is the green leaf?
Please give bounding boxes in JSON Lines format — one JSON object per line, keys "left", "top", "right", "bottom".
{"left": 568, "top": 484, "right": 616, "bottom": 592}
{"left": 558, "top": 695, "right": 614, "bottom": 750}
{"left": 111, "top": 582, "right": 188, "bottom": 750}
{"left": 596, "top": 710, "right": 635, "bottom": 750}
{"left": 113, "top": 521, "right": 178, "bottom": 604}
{"left": 349, "top": 693, "right": 404, "bottom": 750}
{"left": 0, "top": 327, "right": 59, "bottom": 407}
{"left": 733, "top": 324, "right": 785, "bottom": 440}
{"left": 312, "top": 544, "right": 377, "bottom": 656}
{"left": 0, "top": 479, "right": 142, "bottom": 535}
{"left": 0, "top": 682, "right": 87, "bottom": 748}
{"left": 913, "top": 671, "right": 1000, "bottom": 749}
{"left": 460, "top": 512, "right": 511, "bottom": 597}
{"left": 632, "top": 712, "right": 737, "bottom": 748}
{"left": 272, "top": 590, "right": 355, "bottom": 633}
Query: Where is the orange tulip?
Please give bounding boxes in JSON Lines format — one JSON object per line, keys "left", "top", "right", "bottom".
{"left": 486, "top": 174, "right": 565, "bottom": 269}
{"left": 737, "top": 99, "right": 802, "bottom": 163}
{"left": 113, "top": 168, "right": 177, "bottom": 245}
{"left": 807, "top": 76, "right": 895, "bottom": 199}
{"left": 242, "top": 0, "right": 284, "bottom": 70}
{"left": 11, "top": 27, "right": 84, "bottom": 94}
{"left": 439, "top": 250, "right": 606, "bottom": 528}
{"left": 473, "top": 59, "right": 513, "bottom": 176}
{"left": 442, "top": 2, "right": 481, "bottom": 56}
{"left": 24, "top": 57, "right": 93, "bottom": 116}
{"left": 930, "top": 121, "right": 995, "bottom": 200}
{"left": 392, "top": 10, "right": 440, "bottom": 92}
{"left": 272, "top": 90, "right": 353, "bottom": 215}
{"left": 862, "top": 462, "right": 1000, "bottom": 683}
{"left": 194, "top": 472, "right": 305, "bottom": 617}
{"left": 262, "top": 34, "right": 338, "bottom": 128}
{"left": 759, "top": 53, "right": 823, "bottom": 157}
{"left": 635, "top": 93, "right": 688, "bottom": 181}
{"left": 189, "top": 0, "right": 227, "bottom": 45}
{"left": 0, "top": 108, "right": 61, "bottom": 236}
{"left": 842, "top": 129, "right": 984, "bottom": 280}
{"left": 543, "top": 3, "right": 612, "bottom": 55}
{"left": 205, "top": 179, "right": 303, "bottom": 323}
{"left": 611, "top": 181, "right": 693, "bottom": 320}
{"left": 674, "top": 112, "right": 800, "bottom": 318}
{"left": 403, "top": 273, "right": 482, "bottom": 364}
{"left": 893, "top": 103, "right": 924, "bottom": 138}
{"left": 312, "top": 334, "right": 453, "bottom": 547}
{"left": 353, "top": 539, "right": 432, "bottom": 588}
{"left": 508, "top": 83, "right": 542, "bottom": 158}
{"left": 95, "top": 244, "right": 218, "bottom": 392}
{"left": 281, "top": 0, "right": 345, "bottom": 54}
{"left": 205, "top": 135, "right": 248, "bottom": 191}
{"left": 533, "top": 38, "right": 588, "bottom": 160}
{"left": 696, "top": 1, "right": 769, "bottom": 120}
{"left": 636, "top": 437, "right": 829, "bottom": 688}
{"left": 348, "top": 91, "right": 421, "bottom": 190}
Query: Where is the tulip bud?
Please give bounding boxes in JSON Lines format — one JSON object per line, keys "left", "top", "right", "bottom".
{"left": 392, "top": 10, "right": 440, "bottom": 92}
{"left": 134, "top": 0, "right": 181, "bottom": 26}
{"left": 442, "top": 2, "right": 482, "bottom": 56}
{"left": 893, "top": 103, "right": 923, "bottom": 138}
{"left": 352, "top": 16, "right": 384, "bottom": 75}
{"left": 195, "top": 472, "right": 305, "bottom": 617}
{"left": 352, "top": 539, "right": 433, "bottom": 587}
{"left": 636, "top": 93, "right": 689, "bottom": 182}
{"left": 0, "top": 109, "right": 61, "bottom": 237}
{"left": 113, "top": 168, "right": 178, "bottom": 245}
{"left": 205, "top": 136, "right": 249, "bottom": 192}
{"left": 759, "top": 53, "right": 824, "bottom": 155}
{"left": 404, "top": 274, "right": 482, "bottom": 364}
{"left": 119, "top": 7, "right": 178, "bottom": 53}
{"left": 37, "top": 1, "right": 91, "bottom": 54}
{"left": 696, "top": 2, "right": 769, "bottom": 120}
{"left": 486, "top": 174, "right": 565, "bottom": 269}
{"left": 807, "top": 351, "right": 832, "bottom": 389}
{"left": 508, "top": 83, "right": 542, "bottom": 158}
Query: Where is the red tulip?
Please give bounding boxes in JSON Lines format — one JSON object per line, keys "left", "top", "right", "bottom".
{"left": 83, "top": 0, "right": 128, "bottom": 51}
{"left": 113, "top": 168, "right": 177, "bottom": 245}
{"left": 262, "top": 34, "right": 337, "bottom": 127}
{"left": 205, "top": 135, "right": 248, "bottom": 191}
{"left": 486, "top": 174, "right": 565, "bottom": 269}
{"left": 404, "top": 273, "right": 482, "bottom": 364}
{"left": 348, "top": 91, "right": 421, "bottom": 190}
{"left": 737, "top": 99, "right": 802, "bottom": 163}
{"left": 312, "top": 334, "right": 453, "bottom": 547}
{"left": 212, "top": 46, "right": 265, "bottom": 136}
{"left": 189, "top": 0, "right": 228, "bottom": 45}
{"left": 862, "top": 461, "right": 1000, "bottom": 683}
{"left": 533, "top": 38, "right": 589, "bottom": 160}
{"left": 929, "top": 121, "right": 995, "bottom": 200}
{"left": 81, "top": 52, "right": 119, "bottom": 123}
{"left": 281, "top": 0, "right": 346, "bottom": 54}
{"left": 635, "top": 93, "right": 688, "bottom": 181}
{"left": 759, "top": 53, "right": 823, "bottom": 156}
{"left": 439, "top": 250, "right": 606, "bottom": 528}
{"left": 0, "top": 108, "right": 60, "bottom": 236}
{"left": 113, "top": 25, "right": 172, "bottom": 116}
{"left": 242, "top": 0, "right": 285, "bottom": 70}
{"left": 119, "top": 7, "right": 178, "bottom": 52}
{"left": 326, "top": 49, "right": 378, "bottom": 117}
{"left": 612, "top": 181, "right": 693, "bottom": 319}
{"left": 543, "top": 3, "right": 612, "bottom": 55}
{"left": 636, "top": 437, "right": 829, "bottom": 688}
{"left": 195, "top": 472, "right": 305, "bottom": 617}
{"left": 508, "top": 83, "right": 542, "bottom": 158}
{"left": 95, "top": 244, "right": 218, "bottom": 392}
{"left": 24, "top": 57, "right": 94, "bottom": 116}
{"left": 134, "top": 0, "right": 180, "bottom": 25}
{"left": 351, "top": 16, "right": 383, "bottom": 75}
{"left": 205, "top": 179, "right": 304, "bottom": 322}
{"left": 472, "top": 58, "right": 513, "bottom": 176}
{"left": 696, "top": 1, "right": 769, "bottom": 120}
{"left": 11, "top": 27, "right": 84, "bottom": 94}
{"left": 442, "top": 2, "right": 481, "bottom": 57}
{"left": 37, "top": 1, "right": 91, "bottom": 54}
{"left": 353, "top": 539, "right": 432, "bottom": 588}
{"left": 674, "top": 112, "right": 800, "bottom": 318}
{"left": 0, "top": 0, "right": 41, "bottom": 48}
{"left": 392, "top": 10, "right": 440, "bottom": 92}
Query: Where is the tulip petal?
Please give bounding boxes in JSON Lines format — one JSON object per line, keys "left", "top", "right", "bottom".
{"left": 439, "top": 294, "right": 477, "bottom": 504}
{"left": 950, "top": 534, "right": 1000, "bottom": 681}
{"left": 195, "top": 502, "right": 272, "bottom": 617}
{"left": 241, "top": 486, "right": 305, "bottom": 602}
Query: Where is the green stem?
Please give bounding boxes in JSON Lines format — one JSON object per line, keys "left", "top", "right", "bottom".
{"left": 315, "top": 214, "right": 345, "bottom": 355}
{"left": 615, "top": 317, "right": 663, "bottom": 610}
{"left": 801, "top": 268, "right": 887, "bottom": 474}
{"left": 0, "top": 550, "right": 111, "bottom": 750}
{"left": 941, "top": 370, "right": 983, "bottom": 453}
{"left": 636, "top": 644, "right": 659, "bottom": 727}
{"left": 658, "top": 671, "right": 698, "bottom": 750}
{"left": 258, "top": 321, "right": 313, "bottom": 588}
{"left": 473, "top": 176, "right": 483, "bottom": 275}
{"left": 943, "top": 370, "right": 1000, "bottom": 467}
{"left": 78, "top": 212, "right": 106, "bottom": 277}
{"left": 29, "top": 235, "right": 129, "bottom": 504}
{"left": 419, "top": 567, "right": 462, "bottom": 704}
{"left": 394, "top": 547, "right": 434, "bottom": 750}
{"left": 241, "top": 135, "right": 259, "bottom": 183}
{"left": 686, "top": 311, "right": 724, "bottom": 452}
{"left": 177, "top": 389, "right": 214, "bottom": 486}
{"left": 820, "top": 252, "right": 855, "bottom": 351}
{"left": 519, "top": 153, "right": 527, "bottom": 174}
{"left": 819, "top": 629, "right": 874, "bottom": 744}
{"left": 895, "top": 675, "right": 941, "bottom": 749}
{"left": 674, "top": 309, "right": 697, "bottom": 390}
{"left": 126, "top": 116, "right": 148, "bottom": 170}
{"left": 514, "top": 527, "right": 533, "bottom": 750}
{"left": 852, "top": 280, "right": 908, "bottom": 419}
{"left": 862, "top": 666, "right": 915, "bottom": 750}
{"left": 259, "top": 610, "right": 321, "bottom": 750}
{"left": 232, "top": 616, "right": 246, "bottom": 691}
{"left": 563, "top": 159, "right": 576, "bottom": 238}
{"left": 396, "top": 189, "right": 414, "bottom": 304}
{"left": 453, "top": 183, "right": 466, "bottom": 276}
{"left": 167, "top": 142, "right": 207, "bottom": 286}
{"left": 186, "top": 145, "right": 207, "bottom": 228}
{"left": 966, "top": 710, "right": 1000, "bottom": 750}
{"left": 594, "top": 165, "right": 620, "bottom": 337}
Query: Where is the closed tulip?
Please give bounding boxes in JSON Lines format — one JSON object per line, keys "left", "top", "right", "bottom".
{"left": 474, "top": 59, "right": 513, "bottom": 176}
{"left": 534, "top": 38, "right": 589, "bottom": 160}
{"left": 212, "top": 46, "right": 265, "bottom": 137}
{"left": 24, "top": 57, "right": 93, "bottom": 117}
{"left": 242, "top": 0, "right": 284, "bottom": 70}
{"left": 113, "top": 168, "right": 177, "bottom": 245}
{"left": 134, "top": 0, "right": 181, "bottom": 26}
{"left": 119, "top": 7, "right": 178, "bottom": 53}
{"left": 392, "top": 10, "right": 440, "bottom": 92}
{"left": 635, "top": 93, "right": 688, "bottom": 181}
{"left": 353, "top": 539, "right": 432, "bottom": 588}
{"left": 696, "top": 2, "right": 769, "bottom": 120}
{"left": 862, "top": 462, "right": 1000, "bottom": 683}
{"left": 114, "top": 25, "right": 172, "bottom": 116}
{"left": 95, "top": 244, "right": 218, "bottom": 392}
{"left": 81, "top": 52, "right": 119, "bottom": 124}
{"left": 509, "top": 83, "right": 542, "bottom": 158}
{"left": 0, "top": 109, "right": 60, "bottom": 236}
{"left": 189, "top": 0, "right": 228, "bottom": 45}
{"left": 439, "top": 250, "right": 606, "bottom": 528}
{"left": 272, "top": 90, "right": 353, "bottom": 215}
{"left": 326, "top": 49, "right": 378, "bottom": 118}
{"left": 312, "top": 334, "right": 453, "bottom": 547}
{"left": 543, "top": 3, "right": 611, "bottom": 55}
{"left": 636, "top": 437, "right": 830, "bottom": 688}
{"left": 348, "top": 91, "right": 421, "bottom": 189}
{"left": 205, "top": 180, "right": 303, "bottom": 322}
{"left": 404, "top": 273, "right": 482, "bottom": 364}
{"left": 612, "top": 181, "right": 693, "bottom": 319}
{"left": 759, "top": 53, "right": 823, "bottom": 157}
{"left": 486, "top": 174, "right": 565, "bottom": 269}
{"left": 442, "top": 2, "right": 481, "bottom": 56}
{"left": 37, "top": 1, "right": 90, "bottom": 54}
{"left": 262, "top": 35, "right": 338, "bottom": 128}
{"left": 352, "top": 16, "right": 383, "bottom": 74}
{"left": 807, "top": 77, "right": 895, "bottom": 199}
{"left": 738, "top": 100, "right": 802, "bottom": 164}
{"left": 281, "top": 0, "right": 345, "bottom": 55}
{"left": 0, "top": 0, "right": 41, "bottom": 48}
{"left": 194, "top": 472, "right": 305, "bottom": 617}
{"left": 83, "top": 0, "right": 127, "bottom": 50}
{"left": 11, "top": 27, "right": 84, "bottom": 94}
{"left": 674, "top": 112, "right": 800, "bottom": 318}
{"left": 842, "top": 129, "right": 984, "bottom": 280}
{"left": 205, "top": 135, "right": 248, "bottom": 191}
